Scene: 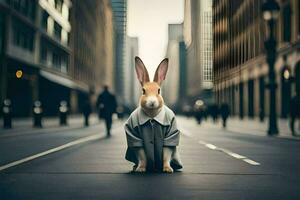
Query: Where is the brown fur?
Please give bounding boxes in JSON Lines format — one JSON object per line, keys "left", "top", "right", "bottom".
{"left": 139, "top": 82, "right": 164, "bottom": 118}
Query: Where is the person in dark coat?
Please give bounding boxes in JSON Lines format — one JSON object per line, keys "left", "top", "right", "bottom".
{"left": 220, "top": 103, "right": 230, "bottom": 128}
{"left": 96, "top": 85, "right": 117, "bottom": 137}
{"left": 82, "top": 98, "right": 92, "bottom": 127}
{"left": 290, "top": 95, "right": 300, "bottom": 136}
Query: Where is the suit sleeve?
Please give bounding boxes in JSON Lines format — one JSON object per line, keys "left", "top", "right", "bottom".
{"left": 124, "top": 117, "right": 143, "bottom": 147}
{"left": 163, "top": 117, "right": 180, "bottom": 146}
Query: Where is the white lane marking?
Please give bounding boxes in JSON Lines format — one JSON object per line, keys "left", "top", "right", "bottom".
{"left": 0, "top": 125, "right": 125, "bottom": 172}
{"left": 243, "top": 159, "right": 260, "bottom": 166}
{"left": 198, "top": 140, "right": 260, "bottom": 166}
{"left": 206, "top": 144, "right": 217, "bottom": 150}
{"left": 0, "top": 134, "right": 101, "bottom": 172}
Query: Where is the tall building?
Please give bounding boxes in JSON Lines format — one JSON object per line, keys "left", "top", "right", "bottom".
{"left": 162, "top": 23, "right": 186, "bottom": 110}
{"left": 213, "top": 0, "right": 300, "bottom": 119}
{"left": 200, "top": 0, "right": 213, "bottom": 90}
{"left": 0, "top": 0, "right": 73, "bottom": 116}
{"left": 124, "top": 36, "right": 139, "bottom": 110}
{"left": 71, "top": 0, "right": 115, "bottom": 109}
{"left": 111, "top": 0, "right": 127, "bottom": 102}
{"left": 183, "top": 0, "right": 214, "bottom": 104}
{"left": 0, "top": 0, "right": 115, "bottom": 116}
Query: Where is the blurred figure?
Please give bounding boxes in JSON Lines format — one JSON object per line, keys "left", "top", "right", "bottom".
{"left": 220, "top": 103, "right": 230, "bottom": 128}
{"left": 33, "top": 101, "right": 43, "bottom": 128}
{"left": 82, "top": 98, "right": 92, "bottom": 127}
{"left": 2, "top": 99, "right": 12, "bottom": 129}
{"left": 290, "top": 95, "right": 300, "bottom": 136}
{"left": 96, "top": 85, "right": 117, "bottom": 137}
{"left": 210, "top": 104, "right": 219, "bottom": 123}
{"left": 193, "top": 100, "right": 205, "bottom": 124}
{"left": 59, "top": 101, "right": 68, "bottom": 126}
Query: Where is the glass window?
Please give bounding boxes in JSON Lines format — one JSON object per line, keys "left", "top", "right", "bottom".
{"left": 52, "top": 52, "right": 61, "bottom": 68}
{"left": 0, "top": 14, "right": 4, "bottom": 54}
{"left": 40, "top": 44, "right": 47, "bottom": 64}
{"left": 55, "top": 0, "right": 63, "bottom": 13}
{"left": 12, "top": 18, "right": 34, "bottom": 52}
{"left": 41, "top": 11, "right": 48, "bottom": 30}
{"left": 10, "top": 0, "right": 36, "bottom": 21}
{"left": 54, "top": 22, "right": 61, "bottom": 40}
{"left": 298, "top": 1, "right": 300, "bottom": 35}
{"left": 283, "top": 4, "right": 292, "bottom": 42}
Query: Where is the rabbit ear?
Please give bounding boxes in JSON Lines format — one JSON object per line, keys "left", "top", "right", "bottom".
{"left": 135, "top": 57, "right": 150, "bottom": 85}
{"left": 153, "top": 58, "right": 168, "bottom": 85}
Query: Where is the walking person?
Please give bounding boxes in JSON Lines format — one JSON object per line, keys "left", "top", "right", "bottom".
{"left": 96, "top": 85, "right": 117, "bottom": 137}
{"left": 220, "top": 103, "right": 230, "bottom": 128}
{"left": 82, "top": 97, "right": 92, "bottom": 127}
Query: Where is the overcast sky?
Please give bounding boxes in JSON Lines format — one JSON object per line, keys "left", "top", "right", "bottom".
{"left": 127, "top": 0, "right": 184, "bottom": 79}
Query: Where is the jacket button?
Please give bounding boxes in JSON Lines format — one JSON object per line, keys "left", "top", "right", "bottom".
{"left": 150, "top": 141, "right": 153, "bottom": 144}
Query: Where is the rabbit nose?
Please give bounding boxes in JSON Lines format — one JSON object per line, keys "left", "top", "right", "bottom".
{"left": 146, "top": 96, "right": 158, "bottom": 108}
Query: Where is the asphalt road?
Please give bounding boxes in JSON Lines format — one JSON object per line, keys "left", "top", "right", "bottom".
{"left": 1, "top": 117, "right": 300, "bottom": 200}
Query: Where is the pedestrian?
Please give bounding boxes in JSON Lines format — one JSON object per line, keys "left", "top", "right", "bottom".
{"left": 2, "top": 99, "right": 12, "bottom": 129}
{"left": 220, "top": 103, "right": 230, "bottom": 128}
{"left": 290, "top": 95, "right": 300, "bottom": 136}
{"left": 82, "top": 98, "right": 92, "bottom": 127}
{"left": 96, "top": 85, "right": 117, "bottom": 137}
{"left": 210, "top": 104, "right": 219, "bottom": 122}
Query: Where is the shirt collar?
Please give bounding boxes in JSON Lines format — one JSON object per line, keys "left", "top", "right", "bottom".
{"left": 138, "top": 106, "right": 169, "bottom": 126}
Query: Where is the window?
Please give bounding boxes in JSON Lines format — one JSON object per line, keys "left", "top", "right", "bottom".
{"left": 12, "top": 18, "right": 34, "bottom": 52}
{"left": 40, "top": 44, "right": 48, "bottom": 64}
{"left": 55, "top": 0, "right": 63, "bottom": 13}
{"left": 52, "top": 52, "right": 61, "bottom": 69}
{"left": 10, "top": 0, "right": 36, "bottom": 20}
{"left": 41, "top": 11, "right": 48, "bottom": 30}
{"left": 283, "top": 4, "right": 292, "bottom": 42}
{"left": 54, "top": 22, "right": 61, "bottom": 40}
{"left": 0, "top": 14, "right": 4, "bottom": 54}
{"left": 298, "top": 1, "right": 300, "bottom": 35}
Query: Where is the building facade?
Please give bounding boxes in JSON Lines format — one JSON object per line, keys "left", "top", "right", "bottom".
{"left": 124, "top": 35, "right": 139, "bottom": 110}
{"left": 71, "top": 0, "right": 115, "bottom": 109}
{"left": 0, "top": 0, "right": 115, "bottom": 116}
{"left": 213, "top": 0, "right": 300, "bottom": 119}
{"left": 200, "top": 0, "right": 213, "bottom": 90}
{"left": 183, "top": 0, "right": 214, "bottom": 105}
{"left": 0, "top": 0, "right": 73, "bottom": 116}
{"left": 111, "top": 0, "right": 127, "bottom": 102}
{"left": 162, "top": 23, "right": 186, "bottom": 110}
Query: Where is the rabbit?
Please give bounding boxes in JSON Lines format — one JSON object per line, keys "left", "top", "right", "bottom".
{"left": 124, "top": 56, "right": 182, "bottom": 173}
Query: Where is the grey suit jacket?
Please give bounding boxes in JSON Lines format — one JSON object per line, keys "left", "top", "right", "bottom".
{"left": 124, "top": 105, "right": 182, "bottom": 171}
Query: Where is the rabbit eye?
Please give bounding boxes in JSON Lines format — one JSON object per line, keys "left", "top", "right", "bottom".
{"left": 158, "top": 88, "right": 161, "bottom": 94}
{"left": 142, "top": 88, "right": 146, "bottom": 95}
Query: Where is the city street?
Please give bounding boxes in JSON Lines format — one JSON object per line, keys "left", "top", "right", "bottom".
{"left": 1, "top": 117, "right": 300, "bottom": 200}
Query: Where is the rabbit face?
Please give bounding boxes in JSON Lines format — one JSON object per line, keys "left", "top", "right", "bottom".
{"left": 140, "top": 82, "right": 164, "bottom": 110}
{"left": 135, "top": 57, "right": 169, "bottom": 117}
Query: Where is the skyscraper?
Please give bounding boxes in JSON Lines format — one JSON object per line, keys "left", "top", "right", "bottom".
{"left": 111, "top": 0, "right": 127, "bottom": 102}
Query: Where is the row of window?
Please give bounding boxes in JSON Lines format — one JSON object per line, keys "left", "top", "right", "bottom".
{"left": 40, "top": 39, "right": 68, "bottom": 72}
{"left": 41, "top": 10, "right": 69, "bottom": 44}
{"left": 12, "top": 18, "right": 34, "bottom": 51}
{"left": 6, "top": 0, "right": 36, "bottom": 21}
{"left": 0, "top": 13, "right": 4, "bottom": 54}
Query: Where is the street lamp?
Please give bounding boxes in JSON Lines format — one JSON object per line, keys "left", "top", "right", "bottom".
{"left": 262, "top": 0, "right": 280, "bottom": 135}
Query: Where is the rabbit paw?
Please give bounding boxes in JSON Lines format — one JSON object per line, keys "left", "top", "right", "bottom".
{"left": 163, "top": 165, "right": 173, "bottom": 173}
{"left": 134, "top": 165, "right": 146, "bottom": 173}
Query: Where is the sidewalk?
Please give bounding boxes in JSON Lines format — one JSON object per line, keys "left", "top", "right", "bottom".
{"left": 207, "top": 116, "right": 300, "bottom": 140}
{"left": 0, "top": 114, "right": 100, "bottom": 136}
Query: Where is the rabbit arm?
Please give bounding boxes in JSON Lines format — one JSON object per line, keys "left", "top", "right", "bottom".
{"left": 125, "top": 123, "right": 143, "bottom": 147}
{"left": 163, "top": 117, "right": 180, "bottom": 146}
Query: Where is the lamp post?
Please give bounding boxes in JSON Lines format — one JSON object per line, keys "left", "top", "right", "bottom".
{"left": 262, "top": 0, "right": 280, "bottom": 135}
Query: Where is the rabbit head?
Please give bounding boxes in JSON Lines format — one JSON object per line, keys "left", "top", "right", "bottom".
{"left": 135, "top": 56, "right": 169, "bottom": 118}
